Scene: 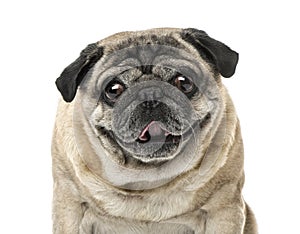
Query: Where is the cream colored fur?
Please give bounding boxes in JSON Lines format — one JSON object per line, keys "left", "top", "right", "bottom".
{"left": 52, "top": 28, "right": 257, "bottom": 234}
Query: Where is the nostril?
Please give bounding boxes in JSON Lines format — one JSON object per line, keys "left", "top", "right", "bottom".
{"left": 150, "top": 100, "right": 158, "bottom": 108}
{"left": 141, "top": 101, "right": 148, "bottom": 108}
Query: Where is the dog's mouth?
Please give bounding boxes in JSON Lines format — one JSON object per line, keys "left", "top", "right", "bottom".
{"left": 125, "top": 121, "right": 183, "bottom": 162}
{"left": 136, "top": 121, "right": 180, "bottom": 144}
{"left": 96, "top": 113, "right": 211, "bottom": 163}
{"left": 109, "top": 120, "right": 182, "bottom": 162}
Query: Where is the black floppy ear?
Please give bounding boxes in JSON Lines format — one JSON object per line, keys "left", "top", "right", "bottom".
{"left": 55, "top": 43, "right": 104, "bottom": 102}
{"left": 181, "top": 28, "right": 238, "bottom": 78}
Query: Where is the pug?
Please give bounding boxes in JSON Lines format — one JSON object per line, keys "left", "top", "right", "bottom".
{"left": 52, "top": 28, "right": 257, "bottom": 234}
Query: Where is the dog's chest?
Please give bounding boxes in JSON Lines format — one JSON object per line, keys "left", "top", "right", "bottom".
{"left": 79, "top": 207, "right": 204, "bottom": 234}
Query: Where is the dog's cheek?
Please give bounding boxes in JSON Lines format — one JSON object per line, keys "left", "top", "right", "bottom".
{"left": 91, "top": 105, "right": 113, "bottom": 131}
{"left": 190, "top": 94, "right": 210, "bottom": 118}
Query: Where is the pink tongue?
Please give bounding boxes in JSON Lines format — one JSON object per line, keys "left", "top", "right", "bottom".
{"left": 139, "top": 121, "right": 169, "bottom": 141}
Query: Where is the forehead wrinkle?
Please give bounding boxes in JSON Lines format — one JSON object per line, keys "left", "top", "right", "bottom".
{"left": 94, "top": 45, "right": 206, "bottom": 88}
{"left": 95, "top": 57, "right": 140, "bottom": 87}
{"left": 152, "top": 66, "right": 177, "bottom": 81}
{"left": 153, "top": 55, "right": 200, "bottom": 72}
{"left": 118, "top": 68, "right": 143, "bottom": 85}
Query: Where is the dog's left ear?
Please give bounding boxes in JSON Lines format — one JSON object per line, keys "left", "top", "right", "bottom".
{"left": 181, "top": 28, "right": 238, "bottom": 78}
{"left": 55, "top": 43, "right": 103, "bottom": 102}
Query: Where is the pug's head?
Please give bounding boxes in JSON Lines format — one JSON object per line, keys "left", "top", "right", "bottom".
{"left": 55, "top": 28, "right": 238, "bottom": 189}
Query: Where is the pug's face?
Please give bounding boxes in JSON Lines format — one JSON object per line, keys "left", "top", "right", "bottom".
{"left": 56, "top": 28, "right": 238, "bottom": 188}
{"left": 77, "top": 45, "right": 220, "bottom": 166}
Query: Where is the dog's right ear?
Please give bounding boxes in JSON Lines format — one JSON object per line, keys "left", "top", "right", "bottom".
{"left": 55, "top": 43, "right": 103, "bottom": 102}
{"left": 181, "top": 28, "right": 238, "bottom": 78}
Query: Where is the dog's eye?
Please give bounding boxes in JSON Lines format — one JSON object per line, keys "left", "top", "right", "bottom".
{"left": 104, "top": 82, "right": 125, "bottom": 102}
{"left": 173, "top": 76, "right": 195, "bottom": 94}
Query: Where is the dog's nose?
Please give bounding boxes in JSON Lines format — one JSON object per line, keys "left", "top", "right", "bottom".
{"left": 138, "top": 87, "right": 163, "bottom": 108}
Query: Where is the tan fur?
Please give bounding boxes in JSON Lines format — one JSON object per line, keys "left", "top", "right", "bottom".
{"left": 52, "top": 28, "right": 257, "bottom": 233}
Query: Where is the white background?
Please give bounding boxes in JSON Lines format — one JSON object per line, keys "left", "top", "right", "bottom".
{"left": 0, "top": 0, "right": 299, "bottom": 233}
